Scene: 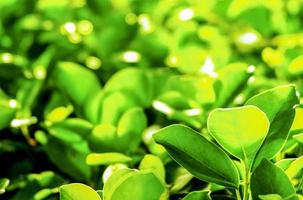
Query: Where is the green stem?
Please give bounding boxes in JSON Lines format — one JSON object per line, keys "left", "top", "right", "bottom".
{"left": 243, "top": 163, "right": 251, "bottom": 200}
{"left": 21, "top": 126, "right": 36, "bottom": 146}
{"left": 235, "top": 189, "right": 242, "bottom": 200}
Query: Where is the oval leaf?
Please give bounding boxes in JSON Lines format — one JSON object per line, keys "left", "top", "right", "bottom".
{"left": 208, "top": 105, "right": 269, "bottom": 168}
{"left": 251, "top": 159, "right": 298, "bottom": 200}
{"left": 53, "top": 62, "right": 101, "bottom": 108}
{"left": 60, "top": 183, "right": 101, "bottom": 200}
{"left": 245, "top": 85, "right": 299, "bottom": 168}
{"left": 86, "top": 153, "right": 132, "bottom": 166}
{"left": 153, "top": 124, "right": 239, "bottom": 188}
{"left": 139, "top": 154, "right": 165, "bottom": 181}
{"left": 104, "top": 170, "right": 166, "bottom": 200}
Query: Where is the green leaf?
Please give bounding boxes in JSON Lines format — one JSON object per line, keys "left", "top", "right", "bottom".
{"left": 105, "top": 68, "right": 152, "bottom": 106}
{"left": 86, "top": 153, "right": 132, "bottom": 166}
{"left": 116, "top": 107, "right": 147, "bottom": 152}
{"left": 153, "top": 124, "right": 239, "bottom": 188}
{"left": 293, "top": 133, "right": 303, "bottom": 143}
{"left": 139, "top": 154, "right": 165, "bottom": 181}
{"left": 214, "top": 62, "right": 251, "bottom": 107}
{"left": 291, "top": 107, "right": 303, "bottom": 131}
{"left": 208, "top": 105, "right": 269, "bottom": 168}
{"left": 45, "top": 136, "right": 91, "bottom": 181}
{"left": 0, "top": 178, "right": 9, "bottom": 194}
{"left": 245, "top": 85, "right": 299, "bottom": 168}
{"left": 53, "top": 62, "right": 101, "bottom": 108}
{"left": 11, "top": 171, "right": 66, "bottom": 200}
{"left": 251, "top": 159, "right": 298, "bottom": 200}
{"left": 169, "top": 167, "right": 193, "bottom": 194}
{"left": 88, "top": 107, "right": 146, "bottom": 153}
{"left": 285, "top": 156, "right": 303, "bottom": 180}
{"left": 289, "top": 55, "right": 303, "bottom": 75}
{"left": 100, "top": 92, "right": 137, "bottom": 125}
{"left": 60, "top": 183, "right": 101, "bottom": 200}
{"left": 48, "top": 118, "right": 93, "bottom": 138}
{"left": 103, "top": 169, "right": 166, "bottom": 200}
{"left": 182, "top": 191, "right": 211, "bottom": 200}
{"left": 88, "top": 124, "right": 117, "bottom": 152}
{"left": 45, "top": 105, "right": 73, "bottom": 123}
{"left": 258, "top": 194, "right": 283, "bottom": 200}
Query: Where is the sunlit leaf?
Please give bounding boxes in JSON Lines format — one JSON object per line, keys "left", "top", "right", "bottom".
{"left": 60, "top": 183, "right": 101, "bottom": 200}
{"left": 208, "top": 105, "right": 269, "bottom": 168}
{"left": 86, "top": 153, "right": 132, "bottom": 166}
{"left": 139, "top": 154, "right": 165, "bottom": 181}
{"left": 103, "top": 169, "right": 166, "bottom": 200}
{"left": 245, "top": 85, "right": 299, "bottom": 168}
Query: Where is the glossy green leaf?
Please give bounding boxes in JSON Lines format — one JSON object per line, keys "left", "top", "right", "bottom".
{"left": 45, "top": 136, "right": 91, "bottom": 181}
{"left": 245, "top": 85, "right": 299, "bottom": 168}
{"left": 86, "top": 153, "right": 132, "bottom": 166}
{"left": 104, "top": 68, "right": 152, "bottom": 106}
{"left": 293, "top": 133, "right": 303, "bottom": 143}
{"left": 153, "top": 124, "right": 239, "bottom": 188}
{"left": 139, "top": 154, "right": 165, "bottom": 181}
{"left": 116, "top": 107, "right": 147, "bottom": 152}
{"left": 60, "top": 183, "right": 101, "bottom": 200}
{"left": 182, "top": 191, "right": 211, "bottom": 200}
{"left": 285, "top": 156, "right": 303, "bottom": 180}
{"left": 169, "top": 167, "right": 193, "bottom": 194}
{"left": 291, "top": 107, "right": 303, "bottom": 131}
{"left": 48, "top": 118, "right": 93, "bottom": 138}
{"left": 251, "top": 159, "right": 298, "bottom": 200}
{"left": 208, "top": 105, "right": 269, "bottom": 167}
{"left": 289, "top": 55, "right": 303, "bottom": 75}
{"left": 45, "top": 105, "right": 73, "bottom": 123}
{"left": 88, "top": 107, "right": 146, "bottom": 153}
{"left": 34, "top": 188, "right": 58, "bottom": 200}
{"left": 103, "top": 169, "right": 166, "bottom": 200}
{"left": 53, "top": 62, "right": 101, "bottom": 108}
{"left": 100, "top": 92, "right": 137, "bottom": 125}
{"left": 88, "top": 124, "right": 117, "bottom": 152}
{"left": 259, "top": 194, "right": 283, "bottom": 200}
{"left": 214, "top": 62, "right": 251, "bottom": 107}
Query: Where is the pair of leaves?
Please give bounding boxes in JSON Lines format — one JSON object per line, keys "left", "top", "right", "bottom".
{"left": 154, "top": 85, "right": 299, "bottom": 189}
{"left": 209, "top": 85, "right": 298, "bottom": 170}
{"left": 88, "top": 107, "right": 147, "bottom": 153}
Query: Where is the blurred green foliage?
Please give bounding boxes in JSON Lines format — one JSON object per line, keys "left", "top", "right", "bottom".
{"left": 0, "top": 0, "right": 303, "bottom": 199}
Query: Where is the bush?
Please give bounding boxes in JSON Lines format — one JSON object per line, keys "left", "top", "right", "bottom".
{"left": 0, "top": 0, "right": 303, "bottom": 200}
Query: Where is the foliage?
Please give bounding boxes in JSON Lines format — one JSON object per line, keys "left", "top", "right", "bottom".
{"left": 1, "top": 0, "right": 303, "bottom": 200}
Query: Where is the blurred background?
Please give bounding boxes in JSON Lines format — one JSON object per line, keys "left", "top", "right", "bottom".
{"left": 0, "top": 0, "right": 303, "bottom": 199}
